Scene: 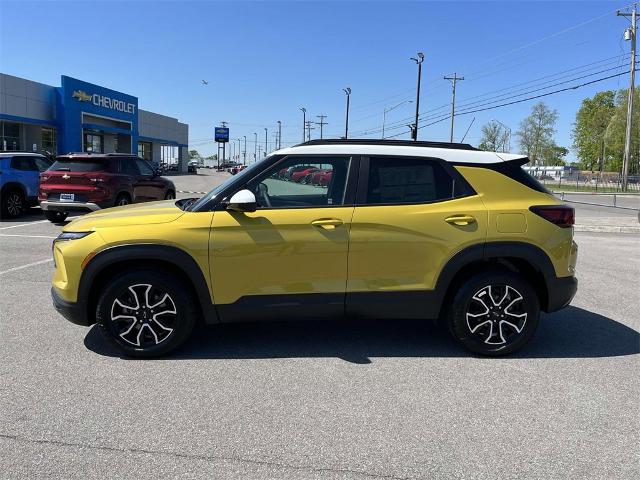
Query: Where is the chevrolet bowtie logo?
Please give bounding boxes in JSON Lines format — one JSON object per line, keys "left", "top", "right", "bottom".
{"left": 72, "top": 90, "right": 92, "bottom": 102}
{"left": 62, "top": 174, "right": 70, "bottom": 179}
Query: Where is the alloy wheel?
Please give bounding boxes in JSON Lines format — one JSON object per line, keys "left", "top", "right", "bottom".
{"left": 110, "top": 284, "right": 177, "bottom": 347}
{"left": 465, "top": 284, "right": 527, "bottom": 345}
{"left": 7, "top": 192, "right": 22, "bottom": 216}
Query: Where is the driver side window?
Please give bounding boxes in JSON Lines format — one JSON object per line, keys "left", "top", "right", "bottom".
{"left": 249, "top": 156, "right": 351, "bottom": 209}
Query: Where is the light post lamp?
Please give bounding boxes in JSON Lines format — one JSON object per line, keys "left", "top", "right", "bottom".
{"left": 253, "top": 132, "right": 257, "bottom": 162}
{"left": 300, "top": 108, "right": 306, "bottom": 143}
{"left": 410, "top": 52, "right": 424, "bottom": 140}
{"left": 343, "top": 87, "right": 351, "bottom": 139}
{"left": 243, "top": 135, "right": 247, "bottom": 165}
{"left": 382, "top": 100, "right": 412, "bottom": 139}
{"left": 264, "top": 128, "right": 268, "bottom": 156}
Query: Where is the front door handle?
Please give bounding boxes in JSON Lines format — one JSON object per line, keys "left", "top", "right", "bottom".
{"left": 311, "top": 218, "right": 343, "bottom": 229}
{"left": 445, "top": 215, "right": 477, "bottom": 226}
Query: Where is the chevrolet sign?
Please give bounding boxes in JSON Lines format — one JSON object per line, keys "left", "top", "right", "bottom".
{"left": 72, "top": 90, "right": 136, "bottom": 114}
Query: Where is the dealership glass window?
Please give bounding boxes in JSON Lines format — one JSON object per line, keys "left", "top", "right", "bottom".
{"left": 41, "top": 128, "right": 57, "bottom": 154}
{"left": 138, "top": 141, "right": 152, "bottom": 161}
{"left": 1, "top": 121, "right": 22, "bottom": 151}
{"left": 365, "top": 157, "right": 455, "bottom": 205}
{"left": 83, "top": 132, "right": 103, "bottom": 153}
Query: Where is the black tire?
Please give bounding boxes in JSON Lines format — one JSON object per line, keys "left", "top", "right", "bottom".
{"left": 447, "top": 270, "right": 540, "bottom": 356}
{"left": 95, "top": 269, "right": 196, "bottom": 358}
{"left": 114, "top": 193, "right": 131, "bottom": 207}
{"left": 164, "top": 190, "right": 175, "bottom": 200}
{"left": 1, "top": 188, "right": 24, "bottom": 218}
{"left": 44, "top": 210, "right": 68, "bottom": 223}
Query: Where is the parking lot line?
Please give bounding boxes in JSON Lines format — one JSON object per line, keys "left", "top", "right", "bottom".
{"left": 0, "top": 220, "right": 50, "bottom": 230}
{"left": 0, "top": 234, "right": 57, "bottom": 239}
{"left": 0, "top": 259, "right": 53, "bottom": 275}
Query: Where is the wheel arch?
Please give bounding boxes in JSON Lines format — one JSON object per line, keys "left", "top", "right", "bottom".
{"left": 435, "top": 241, "right": 556, "bottom": 315}
{"left": 79, "top": 244, "right": 218, "bottom": 325}
{"left": 1, "top": 181, "right": 27, "bottom": 197}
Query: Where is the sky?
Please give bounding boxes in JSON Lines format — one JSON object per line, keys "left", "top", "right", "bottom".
{"left": 0, "top": 0, "right": 637, "bottom": 160}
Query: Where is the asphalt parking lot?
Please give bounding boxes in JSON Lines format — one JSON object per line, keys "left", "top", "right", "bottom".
{"left": 1, "top": 170, "right": 639, "bottom": 479}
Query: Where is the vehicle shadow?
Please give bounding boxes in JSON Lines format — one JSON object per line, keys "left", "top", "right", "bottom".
{"left": 84, "top": 306, "right": 639, "bottom": 362}
{"left": 0, "top": 207, "right": 44, "bottom": 224}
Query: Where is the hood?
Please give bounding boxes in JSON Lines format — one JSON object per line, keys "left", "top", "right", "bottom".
{"left": 64, "top": 200, "right": 185, "bottom": 231}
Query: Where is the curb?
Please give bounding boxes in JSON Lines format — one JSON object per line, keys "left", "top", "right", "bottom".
{"left": 574, "top": 225, "right": 640, "bottom": 234}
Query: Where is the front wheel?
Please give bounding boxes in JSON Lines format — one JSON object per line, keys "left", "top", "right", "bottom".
{"left": 448, "top": 270, "right": 540, "bottom": 356}
{"left": 95, "top": 270, "right": 196, "bottom": 357}
{"left": 44, "top": 210, "right": 68, "bottom": 223}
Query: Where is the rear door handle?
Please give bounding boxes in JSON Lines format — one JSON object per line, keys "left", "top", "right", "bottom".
{"left": 311, "top": 218, "right": 343, "bottom": 229}
{"left": 445, "top": 215, "right": 477, "bottom": 226}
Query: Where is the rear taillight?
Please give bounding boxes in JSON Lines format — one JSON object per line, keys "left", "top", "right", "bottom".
{"left": 530, "top": 205, "right": 574, "bottom": 228}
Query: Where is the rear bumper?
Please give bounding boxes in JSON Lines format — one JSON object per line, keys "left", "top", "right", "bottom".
{"left": 545, "top": 275, "right": 578, "bottom": 312}
{"left": 41, "top": 200, "right": 100, "bottom": 212}
{"left": 51, "top": 287, "right": 91, "bottom": 326}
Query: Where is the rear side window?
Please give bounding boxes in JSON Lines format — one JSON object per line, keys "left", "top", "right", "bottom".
{"left": 49, "top": 158, "right": 109, "bottom": 172}
{"left": 365, "top": 157, "right": 459, "bottom": 205}
{"left": 10, "top": 157, "right": 36, "bottom": 171}
{"left": 492, "top": 160, "right": 551, "bottom": 194}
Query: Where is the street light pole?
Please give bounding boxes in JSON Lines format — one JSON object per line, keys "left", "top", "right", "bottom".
{"left": 343, "top": 87, "right": 351, "bottom": 139}
{"left": 253, "top": 132, "right": 257, "bottom": 162}
{"left": 382, "top": 100, "right": 412, "bottom": 139}
{"left": 243, "top": 135, "right": 247, "bottom": 165}
{"left": 264, "top": 128, "right": 268, "bottom": 156}
{"left": 300, "top": 108, "right": 306, "bottom": 143}
{"left": 277, "top": 121, "right": 282, "bottom": 149}
{"left": 237, "top": 138, "right": 241, "bottom": 162}
{"left": 410, "top": 52, "right": 424, "bottom": 141}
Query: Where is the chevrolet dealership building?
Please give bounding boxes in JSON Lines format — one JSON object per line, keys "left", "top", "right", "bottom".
{"left": 0, "top": 74, "right": 189, "bottom": 171}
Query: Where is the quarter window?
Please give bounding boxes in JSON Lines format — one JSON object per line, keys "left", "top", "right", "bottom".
{"left": 249, "top": 156, "right": 351, "bottom": 208}
{"left": 365, "top": 157, "right": 457, "bottom": 205}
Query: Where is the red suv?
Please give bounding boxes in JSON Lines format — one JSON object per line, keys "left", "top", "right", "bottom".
{"left": 39, "top": 153, "right": 176, "bottom": 222}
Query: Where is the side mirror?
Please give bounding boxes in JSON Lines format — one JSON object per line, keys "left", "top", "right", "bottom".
{"left": 227, "top": 189, "right": 257, "bottom": 213}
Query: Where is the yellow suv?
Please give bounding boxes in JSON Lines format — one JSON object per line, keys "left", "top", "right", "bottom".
{"left": 51, "top": 139, "right": 577, "bottom": 357}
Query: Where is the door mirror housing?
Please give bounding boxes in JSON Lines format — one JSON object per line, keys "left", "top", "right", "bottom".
{"left": 227, "top": 189, "right": 257, "bottom": 213}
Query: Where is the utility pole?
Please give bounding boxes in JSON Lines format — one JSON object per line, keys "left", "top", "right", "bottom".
{"left": 343, "top": 87, "right": 351, "bottom": 138}
{"left": 277, "top": 121, "right": 282, "bottom": 150}
{"left": 410, "top": 52, "right": 424, "bottom": 140}
{"left": 305, "top": 120, "right": 315, "bottom": 141}
{"left": 618, "top": 5, "right": 637, "bottom": 191}
{"left": 444, "top": 73, "right": 464, "bottom": 142}
{"left": 243, "top": 135, "right": 247, "bottom": 165}
{"left": 315, "top": 115, "right": 328, "bottom": 139}
{"left": 264, "top": 128, "right": 268, "bottom": 156}
{"left": 300, "top": 108, "right": 306, "bottom": 143}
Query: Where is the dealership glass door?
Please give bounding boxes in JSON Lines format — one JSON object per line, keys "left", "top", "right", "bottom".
{"left": 83, "top": 132, "right": 103, "bottom": 153}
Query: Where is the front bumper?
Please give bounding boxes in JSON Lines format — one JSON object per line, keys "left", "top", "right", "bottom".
{"left": 41, "top": 200, "right": 101, "bottom": 212}
{"left": 51, "top": 287, "right": 91, "bottom": 326}
{"left": 545, "top": 275, "right": 578, "bottom": 312}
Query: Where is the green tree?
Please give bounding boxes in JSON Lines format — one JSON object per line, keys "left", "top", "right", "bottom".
{"left": 604, "top": 89, "right": 640, "bottom": 174}
{"left": 478, "top": 121, "right": 511, "bottom": 152}
{"left": 540, "top": 145, "right": 568, "bottom": 166}
{"left": 516, "top": 102, "right": 559, "bottom": 165}
{"left": 188, "top": 149, "right": 201, "bottom": 160}
{"left": 571, "top": 91, "right": 616, "bottom": 171}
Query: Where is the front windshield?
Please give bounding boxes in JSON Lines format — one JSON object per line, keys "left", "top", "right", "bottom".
{"left": 188, "top": 157, "right": 274, "bottom": 211}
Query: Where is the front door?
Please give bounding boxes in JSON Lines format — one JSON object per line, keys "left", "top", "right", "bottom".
{"left": 209, "top": 155, "right": 356, "bottom": 322}
{"left": 135, "top": 158, "right": 166, "bottom": 200}
{"left": 346, "top": 155, "right": 488, "bottom": 319}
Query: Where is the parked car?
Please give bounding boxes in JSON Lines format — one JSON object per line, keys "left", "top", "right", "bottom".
{"left": 188, "top": 160, "right": 199, "bottom": 173}
{"left": 39, "top": 153, "right": 176, "bottom": 223}
{"left": 231, "top": 165, "right": 247, "bottom": 175}
{"left": 291, "top": 167, "right": 319, "bottom": 183}
{"left": 51, "top": 139, "right": 577, "bottom": 358}
{"left": 0, "top": 152, "right": 52, "bottom": 218}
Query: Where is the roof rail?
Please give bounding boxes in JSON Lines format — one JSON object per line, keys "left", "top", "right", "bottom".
{"left": 297, "top": 139, "right": 478, "bottom": 151}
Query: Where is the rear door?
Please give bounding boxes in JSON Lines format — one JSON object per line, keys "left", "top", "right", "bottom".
{"left": 346, "top": 156, "right": 487, "bottom": 319}
{"left": 119, "top": 157, "right": 145, "bottom": 202}
{"left": 135, "top": 158, "right": 166, "bottom": 200}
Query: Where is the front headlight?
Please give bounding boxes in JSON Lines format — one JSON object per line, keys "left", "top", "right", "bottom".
{"left": 55, "top": 231, "right": 94, "bottom": 242}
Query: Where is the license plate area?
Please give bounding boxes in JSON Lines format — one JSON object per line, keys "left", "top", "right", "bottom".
{"left": 60, "top": 193, "right": 75, "bottom": 201}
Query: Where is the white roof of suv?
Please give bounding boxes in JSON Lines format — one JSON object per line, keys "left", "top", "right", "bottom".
{"left": 277, "top": 140, "right": 525, "bottom": 164}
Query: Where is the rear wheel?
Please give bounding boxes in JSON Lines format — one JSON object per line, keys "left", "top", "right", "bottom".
{"left": 44, "top": 210, "right": 68, "bottom": 223}
{"left": 1, "top": 189, "right": 24, "bottom": 218}
{"left": 164, "top": 190, "right": 175, "bottom": 200}
{"left": 448, "top": 270, "right": 540, "bottom": 356}
{"left": 96, "top": 269, "right": 196, "bottom": 358}
{"left": 114, "top": 193, "right": 131, "bottom": 207}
